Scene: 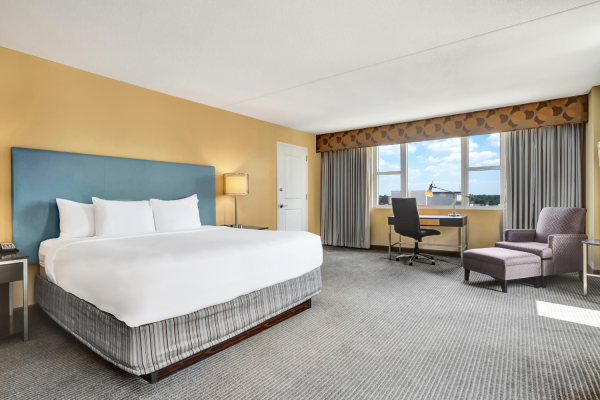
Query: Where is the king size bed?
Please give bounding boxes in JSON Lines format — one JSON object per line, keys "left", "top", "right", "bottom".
{"left": 12, "top": 147, "right": 322, "bottom": 384}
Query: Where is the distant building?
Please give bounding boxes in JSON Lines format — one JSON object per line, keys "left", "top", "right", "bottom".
{"left": 379, "top": 195, "right": 390, "bottom": 205}
{"left": 380, "top": 190, "right": 462, "bottom": 206}
{"left": 409, "top": 190, "right": 462, "bottom": 206}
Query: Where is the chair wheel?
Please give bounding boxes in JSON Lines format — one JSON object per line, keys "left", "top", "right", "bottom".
{"left": 408, "top": 262, "right": 413, "bottom": 266}
{"left": 431, "top": 262, "right": 435, "bottom": 265}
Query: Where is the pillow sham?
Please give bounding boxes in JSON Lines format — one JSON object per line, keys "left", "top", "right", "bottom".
{"left": 56, "top": 198, "right": 96, "bottom": 238}
{"left": 92, "top": 197, "right": 156, "bottom": 237}
{"left": 150, "top": 195, "right": 202, "bottom": 233}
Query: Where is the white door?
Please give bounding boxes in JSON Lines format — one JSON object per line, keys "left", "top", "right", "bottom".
{"left": 277, "top": 142, "right": 308, "bottom": 231}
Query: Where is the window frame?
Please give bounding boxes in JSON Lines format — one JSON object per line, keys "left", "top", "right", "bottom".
{"left": 373, "top": 145, "right": 404, "bottom": 206}
{"left": 372, "top": 135, "right": 504, "bottom": 210}
{"left": 464, "top": 134, "right": 504, "bottom": 209}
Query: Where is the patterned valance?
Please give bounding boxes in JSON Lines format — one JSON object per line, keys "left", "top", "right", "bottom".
{"left": 316, "top": 95, "right": 588, "bottom": 153}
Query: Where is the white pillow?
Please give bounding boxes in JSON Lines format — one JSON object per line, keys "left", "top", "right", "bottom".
{"left": 56, "top": 199, "right": 95, "bottom": 238}
{"left": 92, "top": 197, "right": 156, "bottom": 237}
{"left": 150, "top": 195, "right": 202, "bottom": 233}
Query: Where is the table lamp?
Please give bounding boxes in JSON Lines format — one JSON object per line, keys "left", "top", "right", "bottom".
{"left": 223, "top": 173, "right": 249, "bottom": 228}
{"left": 425, "top": 182, "right": 472, "bottom": 217}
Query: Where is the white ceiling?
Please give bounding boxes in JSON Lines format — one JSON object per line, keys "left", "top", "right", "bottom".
{"left": 1, "top": 0, "right": 600, "bottom": 134}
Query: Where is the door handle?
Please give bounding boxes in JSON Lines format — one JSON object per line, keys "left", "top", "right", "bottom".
{"left": 278, "top": 204, "right": 288, "bottom": 208}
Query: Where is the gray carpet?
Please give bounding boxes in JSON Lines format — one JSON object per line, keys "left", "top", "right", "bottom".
{"left": 3, "top": 247, "right": 600, "bottom": 399}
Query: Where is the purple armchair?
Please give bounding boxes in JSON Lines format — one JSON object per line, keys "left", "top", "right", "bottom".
{"left": 495, "top": 207, "right": 587, "bottom": 283}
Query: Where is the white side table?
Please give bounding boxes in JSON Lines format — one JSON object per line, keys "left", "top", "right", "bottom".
{"left": 582, "top": 240, "right": 600, "bottom": 295}
{"left": 0, "top": 252, "right": 29, "bottom": 341}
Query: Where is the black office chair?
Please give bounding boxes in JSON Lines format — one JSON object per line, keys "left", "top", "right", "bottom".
{"left": 392, "top": 198, "right": 441, "bottom": 265}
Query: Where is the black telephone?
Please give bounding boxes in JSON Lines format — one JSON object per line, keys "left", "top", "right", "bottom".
{"left": 0, "top": 242, "right": 18, "bottom": 253}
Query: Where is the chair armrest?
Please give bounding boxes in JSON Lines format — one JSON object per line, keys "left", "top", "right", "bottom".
{"left": 504, "top": 229, "right": 536, "bottom": 242}
{"left": 548, "top": 234, "right": 588, "bottom": 250}
{"left": 547, "top": 234, "right": 588, "bottom": 271}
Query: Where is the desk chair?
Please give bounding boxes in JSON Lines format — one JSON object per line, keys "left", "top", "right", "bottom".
{"left": 392, "top": 198, "right": 441, "bottom": 265}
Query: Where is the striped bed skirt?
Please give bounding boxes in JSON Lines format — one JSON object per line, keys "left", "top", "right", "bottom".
{"left": 35, "top": 268, "right": 322, "bottom": 376}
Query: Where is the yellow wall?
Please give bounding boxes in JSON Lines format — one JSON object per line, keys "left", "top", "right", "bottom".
{"left": 586, "top": 86, "right": 600, "bottom": 269}
{"left": 0, "top": 47, "right": 321, "bottom": 307}
{"left": 371, "top": 208, "right": 503, "bottom": 250}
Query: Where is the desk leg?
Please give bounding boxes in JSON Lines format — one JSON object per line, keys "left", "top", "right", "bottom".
{"left": 8, "top": 282, "right": 13, "bottom": 316}
{"left": 388, "top": 225, "right": 391, "bottom": 260}
{"left": 23, "top": 259, "right": 28, "bottom": 342}
{"left": 583, "top": 244, "right": 588, "bottom": 296}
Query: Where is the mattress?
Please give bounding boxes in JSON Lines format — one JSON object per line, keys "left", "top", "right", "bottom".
{"left": 42, "top": 226, "right": 323, "bottom": 326}
{"left": 35, "top": 267, "right": 322, "bottom": 375}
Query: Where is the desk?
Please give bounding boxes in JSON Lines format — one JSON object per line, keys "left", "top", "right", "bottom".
{"left": 388, "top": 215, "right": 468, "bottom": 261}
{"left": 221, "top": 225, "right": 268, "bottom": 230}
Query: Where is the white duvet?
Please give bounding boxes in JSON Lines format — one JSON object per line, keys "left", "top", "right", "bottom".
{"left": 43, "top": 226, "right": 323, "bottom": 327}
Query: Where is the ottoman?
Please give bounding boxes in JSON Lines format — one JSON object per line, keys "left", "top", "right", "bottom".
{"left": 463, "top": 247, "right": 542, "bottom": 293}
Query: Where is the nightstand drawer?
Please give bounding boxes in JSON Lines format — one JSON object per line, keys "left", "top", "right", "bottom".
{"left": 0, "top": 262, "right": 23, "bottom": 284}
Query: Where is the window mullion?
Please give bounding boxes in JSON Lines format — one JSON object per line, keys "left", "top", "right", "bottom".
{"left": 401, "top": 143, "right": 408, "bottom": 198}
{"left": 372, "top": 147, "right": 378, "bottom": 206}
{"left": 461, "top": 137, "right": 468, "bottom": 209}
{"left": 468, "top": 166, "right": 501, "bottom": 172}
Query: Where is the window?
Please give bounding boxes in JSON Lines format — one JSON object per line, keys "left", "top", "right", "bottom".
{"left": 373, "top": 134, "right": 503, "bottom": 209}
{"left": 467, "top": 133, "right": 501, "bottom": 207}
{"left": 375, "top": 145, "right": 401, "bottom": 205}
{"left": 407, "top": 138, "right": 462, "bottom": 206}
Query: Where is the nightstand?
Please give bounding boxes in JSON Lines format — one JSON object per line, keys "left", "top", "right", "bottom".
{"left": 0, "top": 252, "right": 29, "bottom": 341}
{"left": 222, "top": 225, "right": 268, "bottom": 230}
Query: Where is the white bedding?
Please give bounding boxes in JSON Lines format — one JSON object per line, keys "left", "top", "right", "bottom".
{"left": 39, "top": 238, "right": 63, "bottom": 267}
{"left": 43, "top": 226, "right": 322, "bottom": 327}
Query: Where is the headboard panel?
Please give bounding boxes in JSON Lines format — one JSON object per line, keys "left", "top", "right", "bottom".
{"left": 12, "top": 147, "right": 216, "bottom": 263}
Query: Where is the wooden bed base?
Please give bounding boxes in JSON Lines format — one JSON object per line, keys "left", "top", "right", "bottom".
{"left": 141, "top": 298, "right": 312, "bottom": 384}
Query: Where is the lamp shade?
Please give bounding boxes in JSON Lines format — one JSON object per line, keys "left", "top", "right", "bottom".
{"left": 223, "top": 173, "right": 249, "bottom": 195}
{"left": 425, "top": 183, "right": 433, "bottom": 197}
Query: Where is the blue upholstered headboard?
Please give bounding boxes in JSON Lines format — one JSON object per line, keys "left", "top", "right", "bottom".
{"left": 12, "top": 147, "right": 216, "bottom": 264}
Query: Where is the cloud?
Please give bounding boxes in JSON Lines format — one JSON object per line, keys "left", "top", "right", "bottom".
{"left": 416, "top": 155, "right": 424, "bottom": 161}
{"left": 487, "top": 133, "right": 500, "bottom": 147}
{"left": 479, "top": 159, "right": 500, "bottom": 166}
{"left": 379, "top": 159, "right": 400, "bottom": 171}
{"left": 468, "top": 138, "right": 479, "bottom": 150}
{"left": 408, "top": 168, "right": 421, "bottom": 177}
{"left": 469, "top": 151, "right": 499, "bottom": 167}
{"left": 422, "top": 154, "right": 461, "bottom": 178}
{"left": 432, "top": 173, "right": 440, "bottom": 177}
{"left": 442, "top": 153, "right": 461, "bottom": 162}
{"left": 427, "top": 138, "right": 460, "bottom": 153}
{"left": 378, "top": 145, "right": 400, "bottom": 156}
{"left": 407, "top": 143, "right": 419, "bottom": 153}
{"left": 427, "top": 156, "right": 440, "bottom": 162}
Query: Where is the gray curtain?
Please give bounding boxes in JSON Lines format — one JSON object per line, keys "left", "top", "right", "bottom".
{"left": 321, "top": 147, "right": 372, "bottom": 248}
{"left": 504, "top": 123, "right": 585, "bottom": 230}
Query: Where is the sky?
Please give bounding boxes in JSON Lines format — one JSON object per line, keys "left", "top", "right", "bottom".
{"left": 377, "top": 133, "right": 500, "bottom": 198}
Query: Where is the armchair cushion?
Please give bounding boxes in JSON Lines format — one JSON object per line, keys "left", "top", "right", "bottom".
{"left": 535, "top": 207, "right": 586, "bottom": 243}
{"left": 504, "top": 229, "right": 536, "bottom": 242}
{"left": 495, "top": 241, "right": 552, "bottom": 259}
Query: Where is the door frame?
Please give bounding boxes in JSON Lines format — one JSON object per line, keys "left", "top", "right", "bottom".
{"left": 276, "top": 142, "right": 309, "bottom": 231}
